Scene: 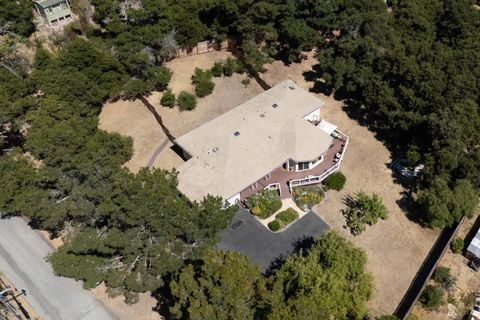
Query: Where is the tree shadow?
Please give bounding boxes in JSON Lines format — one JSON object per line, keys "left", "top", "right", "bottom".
{"left": 395, "top": 190, "right": 428, "bottom": 227}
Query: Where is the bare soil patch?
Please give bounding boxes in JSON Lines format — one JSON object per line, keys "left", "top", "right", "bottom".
{"left": 92, "top": 283, "right": 162, "bottom": 320}
{"left": 261, "top": 54, "right": 439, "bottom": 315}
{"left": 411, "top": 212, "right": 480, "bottom": 320}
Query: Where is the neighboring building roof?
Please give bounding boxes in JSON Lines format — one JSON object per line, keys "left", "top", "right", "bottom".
{"left": 34, "top": 0, "right": 67, "bottom": 9}
{"left": 175, "top": 80, "right": 333, "bottom": 202}
{"left": 468, "top": 228, "right": 480, "bottom": 258}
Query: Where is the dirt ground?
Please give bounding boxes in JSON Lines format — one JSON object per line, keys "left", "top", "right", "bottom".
{"left": 92, "top": 283, "right": 161, "bottom": 320}
{"left": 411, "top": 213, "right": 480, "bottom": 320}
{"left": 100, "top": 51, "right": 263, "bottom": 172}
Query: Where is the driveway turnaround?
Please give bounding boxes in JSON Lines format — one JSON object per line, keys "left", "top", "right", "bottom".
{"left": 218, "top": 208, "right": 329, "bottom": 272}
{"left": 0, "top": 217, "right": 117, "bottom": 320}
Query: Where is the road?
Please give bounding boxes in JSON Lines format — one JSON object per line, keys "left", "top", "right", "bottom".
{"left": 0, "top": 217, "right": 117, "bottom": 320}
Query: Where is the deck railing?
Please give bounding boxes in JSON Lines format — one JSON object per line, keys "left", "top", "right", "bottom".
{"left": 288, "top": 131, "right": 349, "bottom": 193}
{"left": 288, "top": 162, "right": 340, "bottom": 193}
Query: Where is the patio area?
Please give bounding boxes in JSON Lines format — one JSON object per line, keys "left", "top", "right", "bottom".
{"left": 240, "top": 134, "right": 346, "bottom": 200}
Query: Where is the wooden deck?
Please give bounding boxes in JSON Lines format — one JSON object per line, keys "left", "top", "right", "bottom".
{"left": 240, "top": 136, "right": 346, "bottom": 200}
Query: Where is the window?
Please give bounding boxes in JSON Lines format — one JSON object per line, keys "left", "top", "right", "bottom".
{"left": 297, "top": 162, "right": 310, "bottom": 171}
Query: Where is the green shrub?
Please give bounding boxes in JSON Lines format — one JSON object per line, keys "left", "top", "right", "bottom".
{"left": 177, "top": 91, "right": 197, "bottom": 111}
{"left": 343, "top": 192, "right": 389, "bottom": 235}
{"left": 192, "top": 68, "right": 215, "bottom": 97}
{"left": 211, "top": 62, "right": 224, "bottom": 77}
{"left": 293, "top": 186, "right": 324, "bottom": 210}
{"left": 276, "top": 208, "right": 299, "bottom": 226}
{"left": 245, "top": 189, "right": 282, "bottom": 219}
{"left": 419, "top": 285, "right": 444, "bottom": 310}
{"left": 195, "top": 79, "right": 215, "bottom": 97}
{"left": 432, "top": 266, "right": 455, "bottom": 289}
{"left": 160, "top": 89, "right": 176, "bottom": 108}
{"left": 268, "top": 220, "right": 281, "bottom": 232}
{"left": 223, "top": 57, "right": 239, "bottom": 76}
{"left": 323, "top": 172, "right": 346, "bottom": 191}
{"left": 450, "top": 237, "right": 464, "bottom": 254}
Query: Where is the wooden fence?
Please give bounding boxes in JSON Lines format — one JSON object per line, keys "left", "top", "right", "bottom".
{"left": 175, "top": 40, "right": 229, "bottom": 58}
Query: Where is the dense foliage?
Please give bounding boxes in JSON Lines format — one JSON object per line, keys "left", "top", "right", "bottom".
{"left": 0, "top": 38, "right": 235, "bottom": 301}
{"left": 177, "top": 91, "right": 197, "bottom": 111}
{"left": 419, "top": 285, "right": 444, "bottom": 310}
{"left": 292, "top": 185, "right": 324, "bottom": 210}
{"left": 0, "top": 0, "right": 35, "bottom": 37}
{"left": 168, "top": 232, "right": 372, "bottom": 319}
{"left": 450, "top": 237, "right": 464, "bottom": 254}
{"left": 312, "top": 0, "right": 480, "bottom": 227}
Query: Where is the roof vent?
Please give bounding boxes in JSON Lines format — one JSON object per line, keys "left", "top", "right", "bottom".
{"left": 260, "top": 113, "right": 265, "bottom": 118}
{"left": 272, "top": 103, "right": 278, "bottom": 108}
{"left": 234, "top": 131, "right": 240, "bottom": 137}
{"left": 288, "top": 85, "right": 295, "bottom": 90}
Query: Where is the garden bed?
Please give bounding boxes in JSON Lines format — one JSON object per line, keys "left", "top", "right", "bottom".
{"left": 292, "top": 185, "right": 325, "bottom": 211}
{"left": 244, "top": 189, "right": 282, "bottom": 219}
{"left": 268, "top": 208, "right": 300, "bottom": 232}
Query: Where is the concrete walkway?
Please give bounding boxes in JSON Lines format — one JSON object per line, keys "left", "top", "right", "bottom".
{"left": 0, "top": 217, "right": 117, "bottom": 320}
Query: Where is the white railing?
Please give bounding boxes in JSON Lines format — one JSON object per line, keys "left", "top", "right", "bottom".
{"left": 289, "top": 162, "right": 340, "bottom": 193}
{"left": 264, "top": 183, "right": 282, "bottom": 197}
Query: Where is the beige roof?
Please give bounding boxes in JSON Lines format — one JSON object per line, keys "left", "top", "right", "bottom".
{"left": 175, "top": 80, "right": 333, "bottom": 202}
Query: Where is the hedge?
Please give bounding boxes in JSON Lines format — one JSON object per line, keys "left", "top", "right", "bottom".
{"left": 276, "top": 208, "right": 299, "bottom": 226}
{"left": 323, "top": 172, "right": 346, "bottom": 191}
{"left": 268, "top": 220, "right": 281, "bottom": 232}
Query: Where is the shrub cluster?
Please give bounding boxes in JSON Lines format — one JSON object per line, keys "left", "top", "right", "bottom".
{"left": 245, "top": 189, "right": 282, "bottom": 219}
{"left": 268, "top": 208, "right": 300, "bottom": 231}
{"left": 192, "top": 68, "right": 215, "bottom": 98}
{"left": 177, "top": 91, "right": 197, "bottom": 111}
{"left": 419, "top": 285, "right": 444, "bottom": 310}
{"left": 209, "top": 58, "right": 242, "bottom": 78}
{"left": 160, "top": 89, "right": 176, "bottom": 108}
{"left": 293, "top": 186, "right": 324, "bottom": 211}
{"left": 450, "top": 238, "right": 464, "bottom": 254}
{"left": 323, "top": 172, "right": 346, "bottom": 191}
{"left": 432, "top": 266, "right": 456, "bottom": 290}
{"left": 268, "top": 220, "right": 281, "bottom": 232}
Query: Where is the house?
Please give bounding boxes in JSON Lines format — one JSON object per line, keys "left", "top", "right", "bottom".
{"left": 467, "top": 227, "right": 480, "bottom": 262}
{"left": 174, "top": 80, "right": 349, "bottom": 205}
{"left": 33, "top": 0, "right": 72, "bottom": 27}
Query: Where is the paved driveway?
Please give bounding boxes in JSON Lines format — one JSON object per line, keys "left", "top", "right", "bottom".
{"left": 0, "top": 217, "right": 117, "bottom": 320}
{"left": 218, "top": 208, "right": 329, "bottom": 272}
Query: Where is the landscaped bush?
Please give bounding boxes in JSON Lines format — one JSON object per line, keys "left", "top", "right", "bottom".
{"left": 268, "top": 220, "right": 281, "bottom": 232}
{"left": 432, "top": 266, "right": 456, "bottom": 290}
{"left": 223, "top": 57, "right": 240, "bottom": 76}
{"left": 343, "top": 192, "right": 389, "bottom": 235}
{"left": 293, "top": 185, "right": 324, "bottom": 210}
{"left": 323, "top": 172, "right": 346, "bottom": 191}
{"left": 419, "top": 285, "right": 444, "bottom": 310}
{"left": 211, "top": 61, "right": 224, "bottom": 77}
{"left": 192, "top": 68, "right": 215, "bottom": 97}
{"left": 450, "top": 237, "right": 464, "bottom": 254}
{"left": 177, "top": 91, "right": 197, "bottom": 111}
{"left": 160, "top": 89, "right": 176, "bottom": 108}
{"left": 276, "top": 208, "right": 299, "bottom": 226}
{"left": 245, "top": 189, "right": 282, "bottom": 219}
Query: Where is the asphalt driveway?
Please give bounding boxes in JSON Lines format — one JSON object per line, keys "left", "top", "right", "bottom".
{"left": 218, "top": 208, "right": 329, "bottom": 272}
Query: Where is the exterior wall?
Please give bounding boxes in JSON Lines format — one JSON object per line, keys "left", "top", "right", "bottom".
{"left": 303, "top": 108, "right": 320, "bottom": 122}
{"left": 175, "top": 40, "right": 229, "bottom": 58}
{"left": 227, "top": 193, "right": 240, "bottom": 206}
{"left": 36, "top": 0, "right": 72, "bottom": 25}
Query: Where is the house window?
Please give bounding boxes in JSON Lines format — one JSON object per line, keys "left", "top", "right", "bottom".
{"left": 297, "top": 162, "right": 310, "bottom": 171}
